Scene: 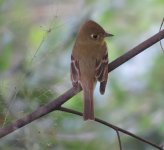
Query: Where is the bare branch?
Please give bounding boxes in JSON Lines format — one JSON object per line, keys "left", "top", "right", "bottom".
{"left": 116, "top": 130, "right": 122, "bottom": 150}
{"left": 159, "top": 18, "right": 164, "bottom": 53}
{"left": 59, "top": 107, "right": 162, "bottom": 150}
{"left": 108, "top": 29, "right": 164, "bottom": 72}
{"left": 0, "top": 29, "right": 164, "bottom": 141}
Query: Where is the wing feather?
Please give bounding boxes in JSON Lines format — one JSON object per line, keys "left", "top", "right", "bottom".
{"left": 71, "top": 55, "right": 80, "bottom": 88}
{"left": 95, "top": 51, "right": 108, "bottom": 94}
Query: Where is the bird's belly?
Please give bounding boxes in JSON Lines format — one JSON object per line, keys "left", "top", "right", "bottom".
{"left": 79, "top": 56, "right": 96, "bottom": 81}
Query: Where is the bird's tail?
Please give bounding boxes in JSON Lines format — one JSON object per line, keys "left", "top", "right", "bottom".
{"left": 83, "top": 83, "right": 94, "bottom": 120}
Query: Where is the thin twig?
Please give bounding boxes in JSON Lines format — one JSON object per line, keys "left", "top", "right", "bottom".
{"left": 59, "top": 107, "right": 162, "bottom": 150}
{"left": 30, "top": 34, "right": 47, "bottom": 63}
{"left": 159, "top": 18, "right": 164, "bottom": 52}
{"left": 2, "top": 87, "right": 18, "bottom": 128}
{"left": 0, "top": 29, "right": 164, "bottom": 141}
{"left": 116, "top": 130, "right": 122, "bottom": 150}
{"left": 31, "top": 11, "right": 58, "bottom": 63}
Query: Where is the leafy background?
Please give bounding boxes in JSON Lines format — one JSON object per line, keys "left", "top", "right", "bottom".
{"left": 0, "top": 0, "right": 164, "bottom": 149}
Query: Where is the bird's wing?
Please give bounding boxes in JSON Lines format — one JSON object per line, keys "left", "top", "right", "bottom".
{"left": 71, "top": 55, "right": 80, "bottom": 88}
{"left": 95, "top": 51, "right": 108, "bottom": 95}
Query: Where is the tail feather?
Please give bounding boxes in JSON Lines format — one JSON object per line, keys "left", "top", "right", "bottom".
{"left": 83, "top": 87, "right": 94, "bottom": 120}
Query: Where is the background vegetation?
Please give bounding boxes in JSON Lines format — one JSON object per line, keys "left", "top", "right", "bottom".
{"left": 0, "top": 0, "right": 164, "bottom": 149}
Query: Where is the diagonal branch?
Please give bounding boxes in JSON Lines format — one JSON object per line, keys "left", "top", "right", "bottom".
{"left": 0, "top": 29, "right": 164, "bottom": 139}
{"left": 58, "top": 107, "right": 162, "bottom": 150}
{"left": 109, "top": 29, "right": 164, "bottom": 72}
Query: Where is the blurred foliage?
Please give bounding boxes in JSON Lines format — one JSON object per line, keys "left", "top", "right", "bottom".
{"left": 0, "top": 0, "right": 164, "bottom": 150}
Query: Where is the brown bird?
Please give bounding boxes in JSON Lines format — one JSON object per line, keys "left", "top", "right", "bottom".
{"left": 71, "top": 20, "right": 113, "bottom": 120}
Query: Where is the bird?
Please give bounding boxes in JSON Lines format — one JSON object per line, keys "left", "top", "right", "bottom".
{"left": 70, "top": 20, "right": 113, "bottom": 120}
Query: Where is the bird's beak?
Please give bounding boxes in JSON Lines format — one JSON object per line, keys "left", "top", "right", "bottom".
{"left": 104, "top": 32, "right": 114, "bottom": 37}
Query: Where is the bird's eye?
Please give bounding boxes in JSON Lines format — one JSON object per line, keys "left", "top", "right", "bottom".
{"left": 90, "top": 34, "right": 99, "bottom": 40}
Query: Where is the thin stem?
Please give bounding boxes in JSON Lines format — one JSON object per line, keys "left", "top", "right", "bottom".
{"left": 116, "top": 130, "right": 122, "bottom": 150}
{"left": 159, "top": 18, "right": 164, "bottom": 52}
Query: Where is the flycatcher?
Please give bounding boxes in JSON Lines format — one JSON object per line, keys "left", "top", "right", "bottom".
{"left": 71, "top": 20, "right": 113, "bottom": 120}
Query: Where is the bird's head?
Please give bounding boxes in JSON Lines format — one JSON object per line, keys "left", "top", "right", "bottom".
{"left": 77, "top": 20, "right": 113, "bottom": 44}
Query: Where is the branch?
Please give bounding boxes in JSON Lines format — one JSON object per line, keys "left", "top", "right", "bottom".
{"left": 59, "top": 107, "right": 162, "bottom": 150}
{"left": 0, "top": 29, "right": 164, "bottom": 139}
{"left": 116, "top": 130, "right": 122, "bottom": 150}
{"left": 159, "top": 18, "right": 164, "bottom": 52}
